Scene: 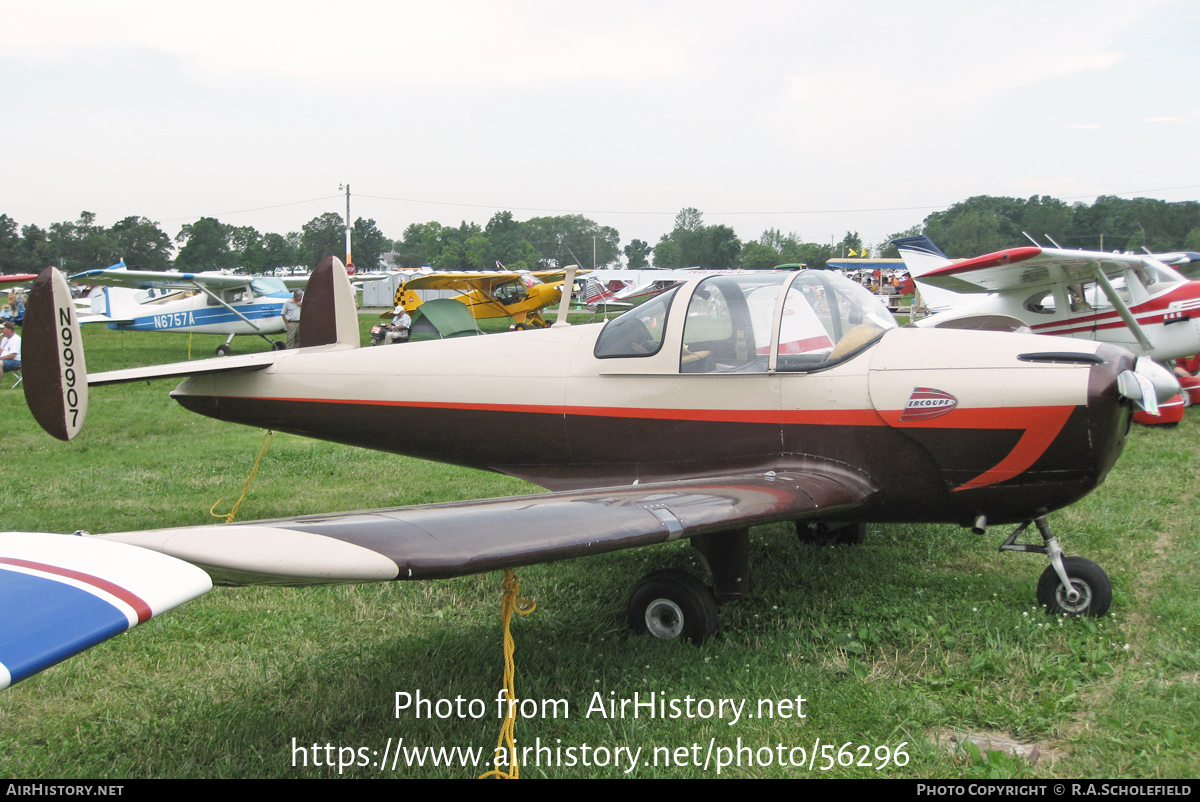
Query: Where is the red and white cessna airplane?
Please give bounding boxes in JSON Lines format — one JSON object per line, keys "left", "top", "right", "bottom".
{"left": 0, "top": 257, "right": 1175, "bottom": 688}
{"left": 895, "top": 235, "right": 1200, "bottom": 363}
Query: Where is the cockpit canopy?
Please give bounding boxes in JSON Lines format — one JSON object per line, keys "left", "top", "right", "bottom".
{"left": 595, "top": 270, "right": 897, "bottom": 372}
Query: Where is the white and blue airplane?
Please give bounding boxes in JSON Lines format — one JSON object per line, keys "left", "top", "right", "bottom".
{"left": 73, "top": 262, "right": 295, "bottom": 355}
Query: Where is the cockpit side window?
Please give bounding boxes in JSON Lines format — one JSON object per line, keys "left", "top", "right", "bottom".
{"left": 680, "top": 276, "right": 782, "bottom": 373}
{"left": 1024, "top": 289, "right": 1057, "bottom": 314}
{"left": 594, "top": 287, "right": 677, "bottom": 358}
{"left": 1069, "top": 279, "right": 1122, "bottom": 313}
{"left": 207, "top": 288, "right": 247, "bottom": 306}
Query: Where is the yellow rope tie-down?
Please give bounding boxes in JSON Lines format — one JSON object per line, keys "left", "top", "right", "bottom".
{"left": 210, "top": 430, "right": 274, "bottom": 523}
{"left": 479, "top": 568, "right": 537, "bottom": 780}
{"left": 187, "top": 331, "right": 193, "bottom": 360}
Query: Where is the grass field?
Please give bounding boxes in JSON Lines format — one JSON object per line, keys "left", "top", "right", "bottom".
{"left": 1, "top": 318, "right": 1197, "bottom": 779}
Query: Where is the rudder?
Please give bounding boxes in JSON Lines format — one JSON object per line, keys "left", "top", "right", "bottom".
{"left": 298, "top": 256, "right": 360, "bottom": 348}
{"left": 23, "top": 268, "right": 88, "bottom": 441}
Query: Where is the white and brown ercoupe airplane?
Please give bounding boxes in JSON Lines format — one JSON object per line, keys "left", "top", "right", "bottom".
{"left": 0, "top": 257, "right": 1176, "bottom": 689}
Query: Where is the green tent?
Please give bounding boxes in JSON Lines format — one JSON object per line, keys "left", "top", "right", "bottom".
{"left": 409, "top": 298, "right": 481, "bottom": 341}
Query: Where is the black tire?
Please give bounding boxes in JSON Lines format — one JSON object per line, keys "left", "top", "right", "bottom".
{"left": 215, "top": 344, "right": 232, "bottom": 357}
{"left": 1037, "top": 557, "right": 1112, "bottom": 617}
{"left": 626, "top": 569, "right": 719, "bottom": 644}
{"left": 797, "top": 521, "right": 867, "bottom": 546}
{"left": 272, "top": 341, "right": 287, "bottom": 351}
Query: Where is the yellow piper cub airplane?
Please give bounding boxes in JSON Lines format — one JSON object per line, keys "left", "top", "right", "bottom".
{"left": 394, "top": 269, "right": 576, "bottom": 329}
{"left": 0, "top": 256, "right": 1178, "bottom": 690}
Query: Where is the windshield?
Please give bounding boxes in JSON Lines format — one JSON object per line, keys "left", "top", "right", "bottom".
{"left": 251, "top": 277, "right": 288, "bottom": 297}
{"left": 678, "top": 271, "right": 896, "bottom": 373}
{"left": 594, "top": 287, "right": 678, "bottom": 358}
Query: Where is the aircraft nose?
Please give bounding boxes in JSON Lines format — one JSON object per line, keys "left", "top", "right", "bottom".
{"left": 1086, "top": 344, "right": 1144, "bottom": 483}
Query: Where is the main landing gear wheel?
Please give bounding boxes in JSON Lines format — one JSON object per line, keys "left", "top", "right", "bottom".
{"left": 796, "top": 521, "right": 867, "bottom": 546}
{"left": 1036, "top": 556, "right": 1112, "bottom": 617}
{"left": 626, "top": 569, "right": 719, "bottom": 644}
{"left": 272, "top": 340, "right": 287, "bottom": 351}
{"left": 215, "top": 344, "right": 232, "bottom": 357}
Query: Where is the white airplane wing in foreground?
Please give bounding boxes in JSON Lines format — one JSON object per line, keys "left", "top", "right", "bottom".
{"left": 0, "top": 532, "right": 212, "bottom": 690}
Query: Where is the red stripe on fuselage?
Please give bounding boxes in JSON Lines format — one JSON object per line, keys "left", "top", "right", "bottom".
{"left": 1030, "top": 285, "right": 1200, "bottom": 335}
{"left": 203, "top": 394, "right": 1077, "bottom": 434}
{"left": 200, "top": 395, "right": 1077, "bottom": 491}
{"left": 0, "top": 557, "right": 153, "bottom": 623}
{"left": 211, "top": 395, "right": 891, "bottom": 426}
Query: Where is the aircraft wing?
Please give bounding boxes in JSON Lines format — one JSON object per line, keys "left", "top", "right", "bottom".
{"left": 916, "top": 247, "right": 1159, "bottom": 294}
{"left": 1155, "top": 252, "right": 1200, "bottom": 280}
{"left": 1, "top": 468, "right": 874, "bottom": 688}
{"left": 0, "top": 274, "right": 37, "bottom": 289}
{"left": 0, "top": 532, "right": 212, "bottom": 689}
{"left": 281, "top": 274, "right": 391, "bottom": 289}
{"left": 401, "top": 272, "right": 525, "bottom": 293}
{"left": 100, "top": 468, "right": 876, "bottom": 585}
{"left": 70, "top": 268, "right": 255, "bottom": 292}
{"left": 531, "top": 269, "right": 589, "bottom": 286}
{"left": 825, "top": 258, "right": 906, "bottom": 270}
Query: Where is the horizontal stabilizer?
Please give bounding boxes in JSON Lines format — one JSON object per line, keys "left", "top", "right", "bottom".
{"left": 88, "top": 350, "right": 282, "bottom": 387}
{"left": 0, "top": 532, "right": 212, "bottom": 689}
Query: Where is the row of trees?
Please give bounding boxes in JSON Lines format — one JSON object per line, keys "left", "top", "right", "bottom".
{"left": 4, "top": 195, "right": 1200, "bottom": 276}
{"left": 879, "top": 195, "right": 1200, "bottom": 259}
{"left": 393, "top": 211, "right": 621, "bottom": 272}
{"left": 649, "top": 208, "right": 865, "bottom": 271}
{"left": 0, "top": 211, "right": 391, "bottom": 276}
{"left": 0, "top": 212, "right": 175, "bottom": 275}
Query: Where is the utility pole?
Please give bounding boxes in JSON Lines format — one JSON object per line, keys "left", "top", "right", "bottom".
{"left": 339, "top": 183, "right": 353, "bottom": 270}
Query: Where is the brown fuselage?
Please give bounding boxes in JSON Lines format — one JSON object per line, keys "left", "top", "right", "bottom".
{"left": 171, "top": 322, "right": 1133, "bottom": 529}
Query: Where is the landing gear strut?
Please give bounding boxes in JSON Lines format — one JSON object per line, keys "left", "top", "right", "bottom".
{"left": 1000, "top": 517, "right": 1112, "bottom": 617}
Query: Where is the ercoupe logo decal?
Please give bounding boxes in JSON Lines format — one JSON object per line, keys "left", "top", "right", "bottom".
{"left": 901, "top": 387, "right": 958, "bottom": 421}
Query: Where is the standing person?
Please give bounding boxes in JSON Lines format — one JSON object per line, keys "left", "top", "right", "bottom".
{"left": 0, "top": 320, "right": 21, "bottom": 380}
{"left": 281, "top": 290, "right": 302, "bottom": 348}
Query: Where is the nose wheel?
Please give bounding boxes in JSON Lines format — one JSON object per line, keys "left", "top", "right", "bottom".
{"left": 1036, "top": 556, "right": 1111, "bottom": 616}
{"left": 1000, "top": 518, "right": 1112, "bottom": 617}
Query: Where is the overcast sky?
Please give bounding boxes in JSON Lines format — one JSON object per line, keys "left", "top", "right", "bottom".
{"left": 3, "top": 0, "right": 1198, "bottom": 258}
